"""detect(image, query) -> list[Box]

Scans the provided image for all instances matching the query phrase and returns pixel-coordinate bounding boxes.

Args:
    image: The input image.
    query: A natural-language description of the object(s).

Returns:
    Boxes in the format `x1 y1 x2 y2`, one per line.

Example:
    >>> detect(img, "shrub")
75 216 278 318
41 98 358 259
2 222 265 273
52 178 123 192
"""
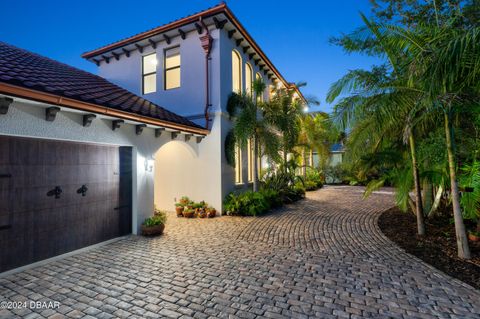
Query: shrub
143 211 167 226
261 169 305 203
305 168 323 190
259 189 283 208
224 191 270 216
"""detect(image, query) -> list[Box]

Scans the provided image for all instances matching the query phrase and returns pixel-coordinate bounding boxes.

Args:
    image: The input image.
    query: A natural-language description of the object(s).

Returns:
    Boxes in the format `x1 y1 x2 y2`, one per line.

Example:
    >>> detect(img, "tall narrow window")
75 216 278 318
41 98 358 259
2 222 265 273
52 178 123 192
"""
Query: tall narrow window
232 50 242 93
245 63 253 96
255 72 263 102
142 53 157 94
235 144 242 184
247 138 254 182
165 46 181 90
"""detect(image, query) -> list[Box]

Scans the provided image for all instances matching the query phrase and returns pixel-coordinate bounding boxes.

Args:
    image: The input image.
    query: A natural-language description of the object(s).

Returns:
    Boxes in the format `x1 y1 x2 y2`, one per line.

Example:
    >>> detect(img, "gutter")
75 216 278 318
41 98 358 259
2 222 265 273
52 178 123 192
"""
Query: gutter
0 82 209 136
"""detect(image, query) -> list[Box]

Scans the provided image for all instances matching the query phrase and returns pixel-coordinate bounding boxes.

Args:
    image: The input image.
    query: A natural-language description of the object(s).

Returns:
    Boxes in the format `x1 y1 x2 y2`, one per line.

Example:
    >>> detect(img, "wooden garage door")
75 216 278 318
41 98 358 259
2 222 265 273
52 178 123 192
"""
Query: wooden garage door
0 136 132 272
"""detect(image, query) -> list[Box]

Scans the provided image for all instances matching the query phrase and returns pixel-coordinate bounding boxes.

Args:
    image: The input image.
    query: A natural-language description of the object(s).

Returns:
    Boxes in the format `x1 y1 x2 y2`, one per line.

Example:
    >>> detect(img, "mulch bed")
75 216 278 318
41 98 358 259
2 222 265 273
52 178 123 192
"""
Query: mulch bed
378 207 480 290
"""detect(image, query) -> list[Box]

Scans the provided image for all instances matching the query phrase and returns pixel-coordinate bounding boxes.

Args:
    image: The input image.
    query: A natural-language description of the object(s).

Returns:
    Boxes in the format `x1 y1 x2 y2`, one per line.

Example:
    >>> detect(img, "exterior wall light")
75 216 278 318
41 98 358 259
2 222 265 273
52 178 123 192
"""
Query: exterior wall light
145 156 155 172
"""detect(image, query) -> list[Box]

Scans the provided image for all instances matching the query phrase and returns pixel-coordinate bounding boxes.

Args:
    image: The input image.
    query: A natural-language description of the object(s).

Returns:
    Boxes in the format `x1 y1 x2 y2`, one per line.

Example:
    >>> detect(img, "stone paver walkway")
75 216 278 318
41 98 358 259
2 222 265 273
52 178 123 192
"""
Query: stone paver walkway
1 186 479 319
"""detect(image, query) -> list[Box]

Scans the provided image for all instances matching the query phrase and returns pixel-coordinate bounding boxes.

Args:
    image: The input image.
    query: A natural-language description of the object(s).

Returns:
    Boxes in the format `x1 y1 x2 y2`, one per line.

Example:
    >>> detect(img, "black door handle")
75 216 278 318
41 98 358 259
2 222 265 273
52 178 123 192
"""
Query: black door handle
47 186 62 199
77 185 88 196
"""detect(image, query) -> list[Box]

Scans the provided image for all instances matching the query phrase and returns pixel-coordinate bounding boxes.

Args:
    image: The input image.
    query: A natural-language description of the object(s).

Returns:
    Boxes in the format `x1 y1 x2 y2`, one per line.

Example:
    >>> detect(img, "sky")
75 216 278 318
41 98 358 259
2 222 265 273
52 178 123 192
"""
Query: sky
0 0 381 113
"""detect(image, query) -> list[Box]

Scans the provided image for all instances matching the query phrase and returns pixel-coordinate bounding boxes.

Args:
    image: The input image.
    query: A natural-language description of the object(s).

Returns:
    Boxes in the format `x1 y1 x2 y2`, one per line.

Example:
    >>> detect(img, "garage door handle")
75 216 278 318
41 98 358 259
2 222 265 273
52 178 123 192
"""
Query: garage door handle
77 185 88 196
0 225 11 231
0 173 11 178
47 186 62 199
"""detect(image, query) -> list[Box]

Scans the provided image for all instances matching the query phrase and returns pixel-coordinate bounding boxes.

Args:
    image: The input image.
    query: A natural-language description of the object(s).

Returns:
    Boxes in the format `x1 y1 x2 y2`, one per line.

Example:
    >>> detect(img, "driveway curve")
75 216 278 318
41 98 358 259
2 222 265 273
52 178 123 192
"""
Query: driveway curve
1 186 479 319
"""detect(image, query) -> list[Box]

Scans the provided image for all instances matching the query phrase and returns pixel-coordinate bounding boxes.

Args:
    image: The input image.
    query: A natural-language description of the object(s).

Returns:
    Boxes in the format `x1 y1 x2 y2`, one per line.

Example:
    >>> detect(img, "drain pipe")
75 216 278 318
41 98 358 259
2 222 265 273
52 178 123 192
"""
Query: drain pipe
199 17 213 129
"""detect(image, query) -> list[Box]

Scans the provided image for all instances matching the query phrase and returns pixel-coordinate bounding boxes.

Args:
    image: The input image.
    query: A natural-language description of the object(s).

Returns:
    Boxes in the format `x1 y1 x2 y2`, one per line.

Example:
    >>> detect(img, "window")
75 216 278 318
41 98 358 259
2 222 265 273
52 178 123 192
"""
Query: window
165 46 181 90
142 53 157 94
235 144 242 184
245 63 253 96
247 138 254 182
232 50 242 93
255 72 263 102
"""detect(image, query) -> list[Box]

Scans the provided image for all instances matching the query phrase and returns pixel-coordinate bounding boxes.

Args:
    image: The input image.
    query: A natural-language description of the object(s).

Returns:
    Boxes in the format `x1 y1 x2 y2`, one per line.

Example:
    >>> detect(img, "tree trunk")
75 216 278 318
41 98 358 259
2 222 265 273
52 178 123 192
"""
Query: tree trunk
252 136 259 192
408 130 425 236
444 113 471 259
302 148 307 179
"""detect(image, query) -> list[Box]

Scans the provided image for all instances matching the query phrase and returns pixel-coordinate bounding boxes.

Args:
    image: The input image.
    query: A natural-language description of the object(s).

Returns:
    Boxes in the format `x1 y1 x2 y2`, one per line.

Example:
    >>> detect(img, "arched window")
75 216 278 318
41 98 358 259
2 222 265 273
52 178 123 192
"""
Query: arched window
232 50 242 93
245 63 253 96
255 72 263 102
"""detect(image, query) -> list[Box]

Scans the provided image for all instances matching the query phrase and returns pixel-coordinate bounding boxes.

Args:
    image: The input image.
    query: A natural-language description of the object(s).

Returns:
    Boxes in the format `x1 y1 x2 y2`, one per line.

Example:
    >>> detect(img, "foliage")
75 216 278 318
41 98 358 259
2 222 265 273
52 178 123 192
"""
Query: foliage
304 168 324 190
328 0 480 258
459 159 480 221
225 130 236 167
143 211 167 227
259 189 284 208
224 191 270 216
261 162 305 203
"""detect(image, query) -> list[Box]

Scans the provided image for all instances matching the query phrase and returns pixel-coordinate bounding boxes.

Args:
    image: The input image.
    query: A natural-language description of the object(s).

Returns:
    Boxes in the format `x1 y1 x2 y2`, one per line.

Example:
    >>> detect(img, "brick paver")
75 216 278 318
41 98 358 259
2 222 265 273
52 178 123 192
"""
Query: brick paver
1 186 479 318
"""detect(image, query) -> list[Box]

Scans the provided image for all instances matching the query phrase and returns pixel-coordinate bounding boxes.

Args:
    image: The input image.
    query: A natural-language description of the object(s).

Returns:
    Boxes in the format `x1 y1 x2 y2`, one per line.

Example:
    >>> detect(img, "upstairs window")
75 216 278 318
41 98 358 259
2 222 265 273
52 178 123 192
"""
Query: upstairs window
165 46 181 90
142 53 157 94
232 50 242 93
255 72 263 102
245 63 253 96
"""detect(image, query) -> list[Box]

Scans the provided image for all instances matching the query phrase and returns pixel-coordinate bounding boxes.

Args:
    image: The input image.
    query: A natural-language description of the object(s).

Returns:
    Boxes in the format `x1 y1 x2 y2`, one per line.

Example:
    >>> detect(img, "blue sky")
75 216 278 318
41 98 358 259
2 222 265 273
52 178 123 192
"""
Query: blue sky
0 0 380 112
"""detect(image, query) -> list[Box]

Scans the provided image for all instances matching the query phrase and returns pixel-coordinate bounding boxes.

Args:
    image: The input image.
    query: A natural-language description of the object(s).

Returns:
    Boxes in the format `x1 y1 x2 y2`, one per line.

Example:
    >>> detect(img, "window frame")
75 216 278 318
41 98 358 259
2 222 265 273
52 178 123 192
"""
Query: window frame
247 138 254 182
232 50 242 93
142 53 157 95
235 144 243 184
245 63 253 97
255 72 263 102
164 45 181 90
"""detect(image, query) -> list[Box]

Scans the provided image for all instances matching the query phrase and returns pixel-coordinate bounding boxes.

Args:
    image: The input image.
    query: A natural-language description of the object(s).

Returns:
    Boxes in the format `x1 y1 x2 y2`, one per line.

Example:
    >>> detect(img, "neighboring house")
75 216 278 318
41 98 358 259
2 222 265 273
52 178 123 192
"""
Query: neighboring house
0 3 304 272
312 143 346 168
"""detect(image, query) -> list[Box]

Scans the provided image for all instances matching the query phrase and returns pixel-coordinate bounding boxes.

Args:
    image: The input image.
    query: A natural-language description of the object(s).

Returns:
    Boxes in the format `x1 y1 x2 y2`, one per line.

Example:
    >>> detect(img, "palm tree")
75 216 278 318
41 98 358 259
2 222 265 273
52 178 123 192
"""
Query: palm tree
327 65 428 235
263 87 303 173
328 12 480 258
227 79 279 192
297 112 338 178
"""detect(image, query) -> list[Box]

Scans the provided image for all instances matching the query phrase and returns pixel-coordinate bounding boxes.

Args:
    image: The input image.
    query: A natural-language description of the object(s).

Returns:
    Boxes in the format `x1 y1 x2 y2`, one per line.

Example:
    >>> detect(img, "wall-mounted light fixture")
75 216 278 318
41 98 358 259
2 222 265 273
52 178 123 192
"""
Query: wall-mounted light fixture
144 156 155 172
0 97 13 115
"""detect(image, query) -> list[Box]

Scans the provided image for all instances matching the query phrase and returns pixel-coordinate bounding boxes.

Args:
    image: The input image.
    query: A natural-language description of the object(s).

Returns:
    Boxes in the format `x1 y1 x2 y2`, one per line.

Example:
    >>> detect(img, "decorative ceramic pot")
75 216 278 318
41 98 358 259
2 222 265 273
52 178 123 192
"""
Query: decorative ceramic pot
141 224 165 236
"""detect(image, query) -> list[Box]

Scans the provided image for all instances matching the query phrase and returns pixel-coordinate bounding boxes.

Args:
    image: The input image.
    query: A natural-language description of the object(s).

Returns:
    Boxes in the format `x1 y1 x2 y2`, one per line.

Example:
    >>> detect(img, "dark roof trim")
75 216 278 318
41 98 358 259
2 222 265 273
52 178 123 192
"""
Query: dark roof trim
81 3 306 103
0 82 209 135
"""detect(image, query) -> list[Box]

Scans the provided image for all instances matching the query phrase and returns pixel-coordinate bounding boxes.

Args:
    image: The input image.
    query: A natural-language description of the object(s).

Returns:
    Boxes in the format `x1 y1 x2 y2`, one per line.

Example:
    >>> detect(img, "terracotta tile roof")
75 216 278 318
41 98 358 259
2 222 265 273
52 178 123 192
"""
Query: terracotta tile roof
0 41 205 130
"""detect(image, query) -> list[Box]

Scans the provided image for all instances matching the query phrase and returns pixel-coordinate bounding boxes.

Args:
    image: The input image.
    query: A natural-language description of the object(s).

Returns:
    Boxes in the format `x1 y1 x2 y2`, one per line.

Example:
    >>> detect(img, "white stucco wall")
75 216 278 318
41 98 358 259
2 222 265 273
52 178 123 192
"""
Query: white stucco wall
93 24 279 207
0 97 211 234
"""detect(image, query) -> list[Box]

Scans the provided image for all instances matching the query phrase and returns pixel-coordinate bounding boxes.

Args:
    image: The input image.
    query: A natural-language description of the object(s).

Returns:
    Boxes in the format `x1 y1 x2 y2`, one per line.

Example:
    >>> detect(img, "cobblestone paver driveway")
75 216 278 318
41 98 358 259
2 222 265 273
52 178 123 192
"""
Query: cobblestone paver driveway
1 186 479 319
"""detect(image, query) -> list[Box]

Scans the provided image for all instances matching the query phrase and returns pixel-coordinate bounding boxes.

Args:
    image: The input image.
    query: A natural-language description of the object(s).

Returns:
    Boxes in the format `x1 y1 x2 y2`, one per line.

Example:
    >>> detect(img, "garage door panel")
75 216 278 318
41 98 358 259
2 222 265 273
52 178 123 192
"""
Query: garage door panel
0 136 132 273
0 136 10 164
10 138 41 165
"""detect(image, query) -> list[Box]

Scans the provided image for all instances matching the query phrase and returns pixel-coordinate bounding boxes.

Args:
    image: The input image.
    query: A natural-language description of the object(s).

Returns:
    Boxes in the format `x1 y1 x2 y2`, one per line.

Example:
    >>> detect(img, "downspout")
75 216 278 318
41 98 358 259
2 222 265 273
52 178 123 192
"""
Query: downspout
199 17 213 129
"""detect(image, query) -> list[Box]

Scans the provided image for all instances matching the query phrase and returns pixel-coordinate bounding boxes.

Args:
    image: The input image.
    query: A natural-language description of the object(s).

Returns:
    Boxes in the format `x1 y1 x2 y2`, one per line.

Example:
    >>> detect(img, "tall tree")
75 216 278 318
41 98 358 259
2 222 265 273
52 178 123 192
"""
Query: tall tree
227 79 279 192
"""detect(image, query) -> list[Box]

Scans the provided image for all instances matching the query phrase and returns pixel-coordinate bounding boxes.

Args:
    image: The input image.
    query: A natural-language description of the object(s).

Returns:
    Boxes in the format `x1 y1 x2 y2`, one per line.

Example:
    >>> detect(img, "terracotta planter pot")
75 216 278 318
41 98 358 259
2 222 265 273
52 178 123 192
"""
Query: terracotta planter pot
207 210 216 218
468 233 480 242
198 211 207 218
175 206 184 217
183 211 195 218
141 224 165 236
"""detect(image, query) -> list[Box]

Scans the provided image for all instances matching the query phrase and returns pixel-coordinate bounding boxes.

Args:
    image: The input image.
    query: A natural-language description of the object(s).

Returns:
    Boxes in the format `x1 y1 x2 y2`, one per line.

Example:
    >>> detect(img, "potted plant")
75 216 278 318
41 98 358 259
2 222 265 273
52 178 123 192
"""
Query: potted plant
468 231 480 242
192 203 203 217
175 203 184 217
141 211 167 236
183 208 195 218
206 206 216 218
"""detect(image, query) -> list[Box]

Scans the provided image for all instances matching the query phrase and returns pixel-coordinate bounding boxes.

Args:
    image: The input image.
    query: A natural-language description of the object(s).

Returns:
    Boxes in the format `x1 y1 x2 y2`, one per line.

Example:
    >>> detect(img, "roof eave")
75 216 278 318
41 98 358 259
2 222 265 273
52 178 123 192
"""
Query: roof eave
0 82 209 135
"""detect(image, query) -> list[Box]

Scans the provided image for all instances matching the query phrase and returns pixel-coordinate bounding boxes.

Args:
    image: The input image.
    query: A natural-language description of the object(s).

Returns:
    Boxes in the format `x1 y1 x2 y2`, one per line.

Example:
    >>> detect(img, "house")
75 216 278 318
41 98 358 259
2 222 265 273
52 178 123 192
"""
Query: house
0 3 304 272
